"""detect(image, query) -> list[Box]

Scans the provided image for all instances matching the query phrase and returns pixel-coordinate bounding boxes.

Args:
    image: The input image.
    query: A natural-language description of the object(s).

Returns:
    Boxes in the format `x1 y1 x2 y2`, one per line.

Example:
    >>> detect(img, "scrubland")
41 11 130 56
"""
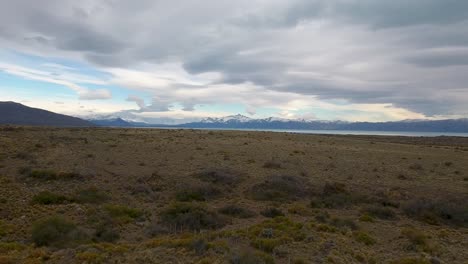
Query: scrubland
0 126 467 263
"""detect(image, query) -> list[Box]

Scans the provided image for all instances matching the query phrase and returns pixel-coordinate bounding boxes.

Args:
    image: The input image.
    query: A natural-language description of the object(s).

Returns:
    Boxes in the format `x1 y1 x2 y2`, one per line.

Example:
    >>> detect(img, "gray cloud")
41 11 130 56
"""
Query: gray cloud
1 0 468 117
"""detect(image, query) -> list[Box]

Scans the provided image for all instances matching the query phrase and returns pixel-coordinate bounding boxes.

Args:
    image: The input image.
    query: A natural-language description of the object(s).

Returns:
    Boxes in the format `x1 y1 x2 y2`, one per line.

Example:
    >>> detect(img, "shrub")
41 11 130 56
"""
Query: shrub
93 223 120 243
362 205 397 220
104 205 144 223
260 208 284 218
389 258 430 264
229 248 274 264
31 216 87 247
74 188 109 204
250 175 310 201
310 182 370 209
175 185 221 202
262 161 282 169
32 191 69 205
160 203 226 231
219 205 256 218
28 170 81 181
359 214 375 222
330 217 358 231
401 228 427 248
195 168 244 186
0 221 8 237
353 231 376 246
402 198 468 227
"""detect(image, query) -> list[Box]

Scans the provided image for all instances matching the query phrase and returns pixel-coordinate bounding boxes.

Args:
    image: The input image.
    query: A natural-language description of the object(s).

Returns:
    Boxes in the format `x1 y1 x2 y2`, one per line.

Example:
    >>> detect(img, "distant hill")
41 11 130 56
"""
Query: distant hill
90 118 152 127
0 101 94 127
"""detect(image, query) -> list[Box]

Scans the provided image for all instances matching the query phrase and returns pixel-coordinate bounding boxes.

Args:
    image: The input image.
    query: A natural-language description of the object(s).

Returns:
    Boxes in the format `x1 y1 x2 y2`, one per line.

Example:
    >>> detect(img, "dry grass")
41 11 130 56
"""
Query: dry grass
0 126 467 263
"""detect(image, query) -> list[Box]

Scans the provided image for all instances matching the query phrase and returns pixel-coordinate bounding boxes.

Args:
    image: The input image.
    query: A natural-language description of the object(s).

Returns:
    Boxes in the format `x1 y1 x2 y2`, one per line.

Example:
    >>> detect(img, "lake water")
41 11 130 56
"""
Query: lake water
149 127 468 137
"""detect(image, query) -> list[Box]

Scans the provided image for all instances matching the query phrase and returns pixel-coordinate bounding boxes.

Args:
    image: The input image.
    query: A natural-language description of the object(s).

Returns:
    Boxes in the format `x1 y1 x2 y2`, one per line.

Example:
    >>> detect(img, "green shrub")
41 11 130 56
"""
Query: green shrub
74 188 109 204
250 175 310 201
32 191 69 205
160 203 226 231
219 205 256 218
31 216 87 247
260 208 284 218
104 205 144 223
353 231 376 245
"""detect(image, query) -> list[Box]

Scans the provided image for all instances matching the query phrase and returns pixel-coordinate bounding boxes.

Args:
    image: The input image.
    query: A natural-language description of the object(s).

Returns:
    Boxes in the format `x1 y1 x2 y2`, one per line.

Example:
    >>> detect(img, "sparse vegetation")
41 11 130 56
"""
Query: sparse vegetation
353 231 376 245
250 175 310 201
104 204 144 223
175 185 221 201
219 205 255 218
260 208 284 218
402 197 468 227
74 187 109 204
195 168 244 186
160 203 226 231
32 191 69 204
28 170 81 180
31 216 87 247
362 205 397 220
1 127 467 263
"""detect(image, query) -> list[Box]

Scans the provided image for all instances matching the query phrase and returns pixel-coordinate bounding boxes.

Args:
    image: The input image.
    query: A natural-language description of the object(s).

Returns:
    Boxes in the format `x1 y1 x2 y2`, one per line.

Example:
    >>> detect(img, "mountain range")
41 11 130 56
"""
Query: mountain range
90 114 468 133
1 102 468 132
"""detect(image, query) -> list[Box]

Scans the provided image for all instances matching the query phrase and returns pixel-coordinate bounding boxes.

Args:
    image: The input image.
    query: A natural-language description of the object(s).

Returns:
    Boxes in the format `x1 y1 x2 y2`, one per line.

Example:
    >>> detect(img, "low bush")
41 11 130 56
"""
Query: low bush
160 203 226 231
250 175 310 201
362 205 397 220
93 223 120 243
353 231 376 246
195 168 244 186
74 188 109 204
175 185 221 202
389 257 431 264
262 161 282 169
310 182 369 209
104 205 144 223
219 205 256 218
28 170 81 181
32 191 69 205
229 248 274 264
260 208 284 218
401 228 428 249
330 217 358 231
402 197 468 227
31 216 87 247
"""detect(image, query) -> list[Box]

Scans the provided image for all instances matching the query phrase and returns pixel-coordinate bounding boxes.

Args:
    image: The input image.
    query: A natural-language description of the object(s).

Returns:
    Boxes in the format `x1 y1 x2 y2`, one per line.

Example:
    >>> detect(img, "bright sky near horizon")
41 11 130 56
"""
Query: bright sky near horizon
1 1 468 124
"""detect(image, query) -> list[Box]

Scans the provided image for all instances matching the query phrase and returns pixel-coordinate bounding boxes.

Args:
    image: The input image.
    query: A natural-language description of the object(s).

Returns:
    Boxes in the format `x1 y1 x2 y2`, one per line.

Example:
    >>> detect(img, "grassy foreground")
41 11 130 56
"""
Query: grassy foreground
0 126 467 263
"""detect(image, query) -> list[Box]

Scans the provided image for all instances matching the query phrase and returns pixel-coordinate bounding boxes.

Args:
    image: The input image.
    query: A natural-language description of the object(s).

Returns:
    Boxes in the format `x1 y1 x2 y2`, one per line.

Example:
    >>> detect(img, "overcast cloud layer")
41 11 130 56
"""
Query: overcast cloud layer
1 0 468 122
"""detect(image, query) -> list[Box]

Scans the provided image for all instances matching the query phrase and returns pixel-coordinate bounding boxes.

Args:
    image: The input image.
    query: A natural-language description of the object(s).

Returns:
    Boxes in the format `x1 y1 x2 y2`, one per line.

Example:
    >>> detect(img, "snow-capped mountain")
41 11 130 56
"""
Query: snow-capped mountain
201 114 252 123
85 113 468 132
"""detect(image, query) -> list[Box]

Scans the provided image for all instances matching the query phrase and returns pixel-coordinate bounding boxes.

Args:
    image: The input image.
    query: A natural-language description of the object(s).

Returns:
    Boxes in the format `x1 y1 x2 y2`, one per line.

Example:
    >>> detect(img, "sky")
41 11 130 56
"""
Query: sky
1 0 468 124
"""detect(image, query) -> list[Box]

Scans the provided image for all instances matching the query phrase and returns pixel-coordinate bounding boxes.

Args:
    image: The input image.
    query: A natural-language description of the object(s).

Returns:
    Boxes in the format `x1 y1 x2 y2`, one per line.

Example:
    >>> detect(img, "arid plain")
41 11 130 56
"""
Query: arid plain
0 127 467 264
